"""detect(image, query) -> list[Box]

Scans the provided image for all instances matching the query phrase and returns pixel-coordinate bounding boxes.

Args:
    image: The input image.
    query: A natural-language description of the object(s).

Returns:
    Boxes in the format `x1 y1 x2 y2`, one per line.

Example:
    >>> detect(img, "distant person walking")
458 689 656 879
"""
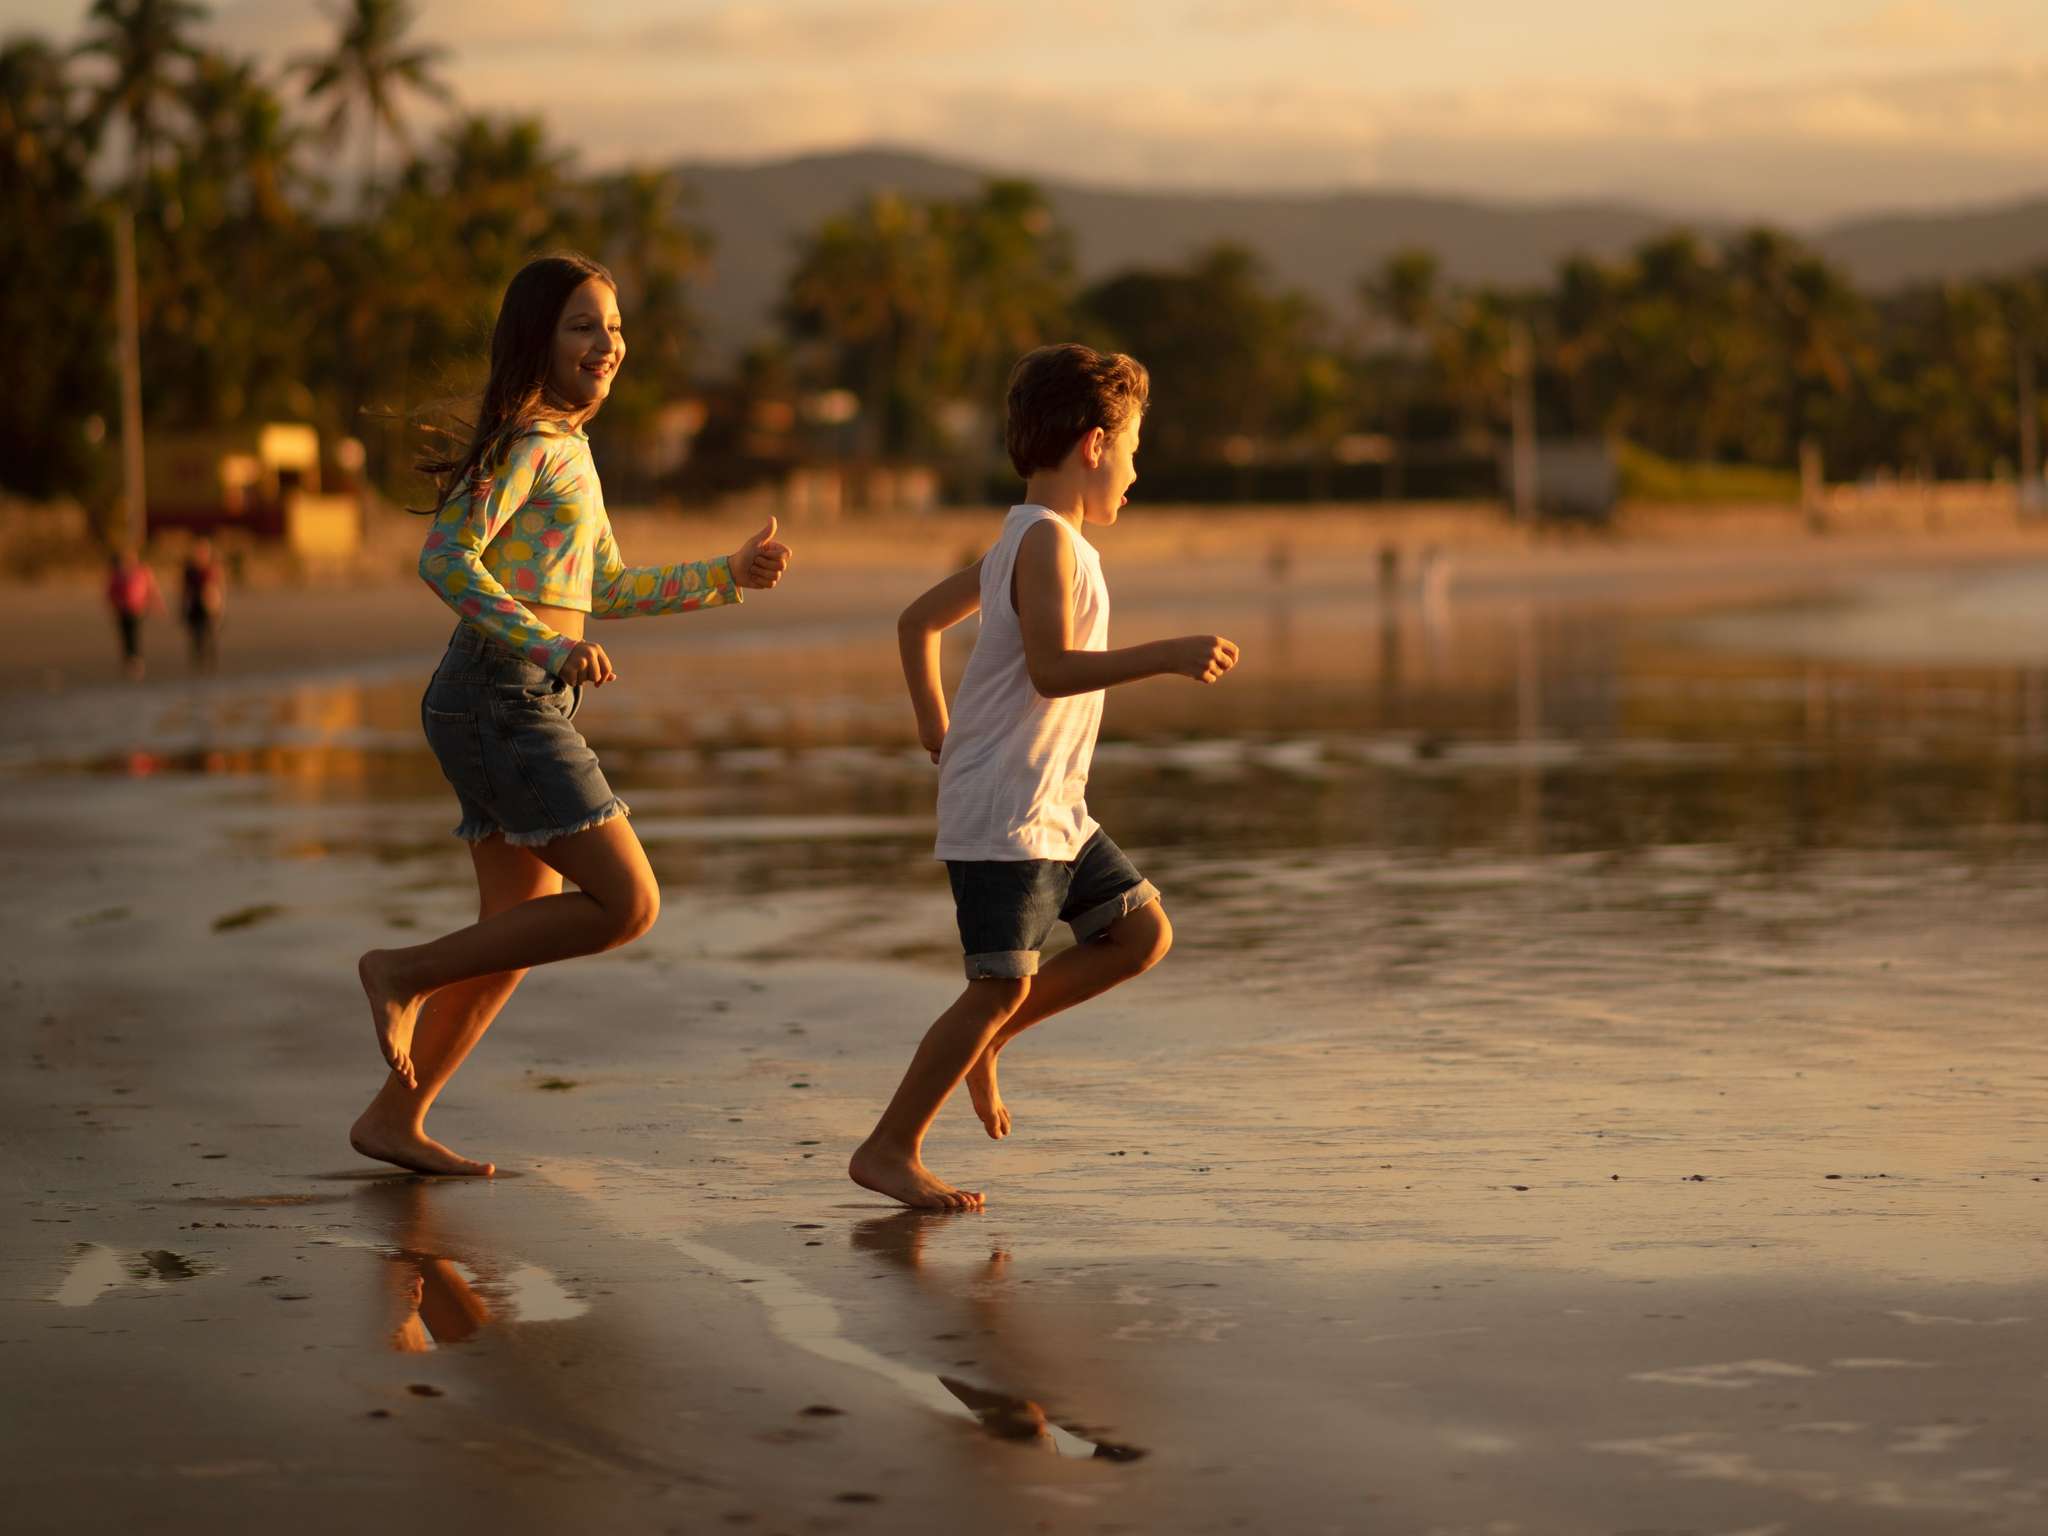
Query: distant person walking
105 547 163 681
850 344 1240 1211
181 537 226 671
350 252 792 1177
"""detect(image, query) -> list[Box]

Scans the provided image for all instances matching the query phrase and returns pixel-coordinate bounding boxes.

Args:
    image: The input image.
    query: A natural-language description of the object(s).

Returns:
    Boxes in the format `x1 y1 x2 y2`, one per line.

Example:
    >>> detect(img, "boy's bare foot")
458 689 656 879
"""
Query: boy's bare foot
350 1108 495 1177
964 1050 1012 1140
849 1141 984 1211
358 950 420 1088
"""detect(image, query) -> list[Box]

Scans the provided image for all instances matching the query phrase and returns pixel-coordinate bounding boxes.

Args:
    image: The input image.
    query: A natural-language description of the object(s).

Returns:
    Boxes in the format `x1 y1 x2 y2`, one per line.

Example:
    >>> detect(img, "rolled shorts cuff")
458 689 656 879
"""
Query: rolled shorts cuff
963 949 1039 981
1068 878 1160 942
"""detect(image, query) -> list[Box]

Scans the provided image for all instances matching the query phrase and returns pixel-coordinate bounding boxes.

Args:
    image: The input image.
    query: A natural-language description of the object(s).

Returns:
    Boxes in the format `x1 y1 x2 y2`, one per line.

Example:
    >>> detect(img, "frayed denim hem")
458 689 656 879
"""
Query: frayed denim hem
1070 878 1161 943
455 797 633 848
500 797 632 847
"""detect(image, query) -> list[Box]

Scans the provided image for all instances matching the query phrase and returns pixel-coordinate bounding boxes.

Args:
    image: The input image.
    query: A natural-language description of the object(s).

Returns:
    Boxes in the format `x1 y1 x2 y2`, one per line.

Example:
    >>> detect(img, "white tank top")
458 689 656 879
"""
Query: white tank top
934 505 1108 861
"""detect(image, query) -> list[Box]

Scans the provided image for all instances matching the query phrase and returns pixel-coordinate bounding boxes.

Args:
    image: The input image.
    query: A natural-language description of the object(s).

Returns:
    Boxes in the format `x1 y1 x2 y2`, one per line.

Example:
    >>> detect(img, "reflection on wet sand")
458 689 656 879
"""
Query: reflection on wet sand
853 1212 1145 1462
360 1178 586 1352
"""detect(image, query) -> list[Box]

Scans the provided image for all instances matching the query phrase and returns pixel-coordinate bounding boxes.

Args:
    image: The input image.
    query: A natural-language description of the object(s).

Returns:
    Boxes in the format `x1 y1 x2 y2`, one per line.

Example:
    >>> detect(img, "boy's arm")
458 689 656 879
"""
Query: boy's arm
1014 521 1238 697
899 560 984 761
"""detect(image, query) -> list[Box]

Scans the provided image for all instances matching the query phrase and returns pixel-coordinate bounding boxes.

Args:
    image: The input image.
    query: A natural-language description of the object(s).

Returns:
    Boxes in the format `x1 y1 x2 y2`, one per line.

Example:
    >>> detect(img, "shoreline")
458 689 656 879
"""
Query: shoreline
15 509 2048 696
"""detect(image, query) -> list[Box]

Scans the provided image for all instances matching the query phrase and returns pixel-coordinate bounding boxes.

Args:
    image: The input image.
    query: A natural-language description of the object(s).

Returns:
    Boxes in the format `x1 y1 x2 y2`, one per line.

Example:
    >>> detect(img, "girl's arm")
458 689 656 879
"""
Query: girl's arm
899 560 984 761
588 518 741 619
418 437 579 674
1014 521 1238 697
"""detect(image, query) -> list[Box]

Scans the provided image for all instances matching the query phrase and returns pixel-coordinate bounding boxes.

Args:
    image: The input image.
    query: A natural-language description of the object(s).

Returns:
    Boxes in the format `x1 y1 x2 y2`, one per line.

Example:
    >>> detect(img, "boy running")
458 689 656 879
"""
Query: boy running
850 344 1240 1211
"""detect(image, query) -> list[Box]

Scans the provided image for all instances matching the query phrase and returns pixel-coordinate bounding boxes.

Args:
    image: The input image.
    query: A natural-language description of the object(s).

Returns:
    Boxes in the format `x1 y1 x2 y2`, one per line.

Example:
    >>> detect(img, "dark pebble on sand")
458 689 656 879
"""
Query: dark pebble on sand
1509 1185 1529 1191
407 1384 444 1397
1826 1173 1843 1179
1685 1174 1707 1181
799 1405 844 1417
367 1409 391 1419
833 1493 880 1504
792 1223 823 1229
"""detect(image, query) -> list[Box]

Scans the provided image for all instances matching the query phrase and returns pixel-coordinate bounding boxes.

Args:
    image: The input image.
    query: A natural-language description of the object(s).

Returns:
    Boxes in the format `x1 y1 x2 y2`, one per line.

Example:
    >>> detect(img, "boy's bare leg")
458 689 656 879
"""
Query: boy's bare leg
351 835 564 1176
964 901 1172 1139
850 978 1030 1211
356 816 658 1087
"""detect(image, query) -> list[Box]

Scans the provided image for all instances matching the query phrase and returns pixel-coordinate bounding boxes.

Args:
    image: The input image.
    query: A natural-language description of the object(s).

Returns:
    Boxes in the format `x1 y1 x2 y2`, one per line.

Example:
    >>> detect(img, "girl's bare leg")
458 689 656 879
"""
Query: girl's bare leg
356 815 659 1087
963 901 1172 1140
350 835 563 1175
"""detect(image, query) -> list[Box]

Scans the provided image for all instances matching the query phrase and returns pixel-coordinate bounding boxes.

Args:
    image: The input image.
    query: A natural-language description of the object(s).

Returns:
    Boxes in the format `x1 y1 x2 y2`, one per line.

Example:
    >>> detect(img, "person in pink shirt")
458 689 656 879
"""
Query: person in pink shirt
105 547 163 681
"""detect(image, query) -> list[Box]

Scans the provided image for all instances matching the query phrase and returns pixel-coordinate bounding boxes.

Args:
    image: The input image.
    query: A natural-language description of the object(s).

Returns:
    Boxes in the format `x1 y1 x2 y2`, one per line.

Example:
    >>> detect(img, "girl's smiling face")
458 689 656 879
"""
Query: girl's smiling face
546 277 625 419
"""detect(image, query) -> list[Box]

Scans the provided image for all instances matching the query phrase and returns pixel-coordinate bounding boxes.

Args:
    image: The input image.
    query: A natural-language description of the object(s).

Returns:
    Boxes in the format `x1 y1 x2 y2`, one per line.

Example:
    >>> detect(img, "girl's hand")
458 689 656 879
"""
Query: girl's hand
919 719 947 764
558 639 616 687
1167 634 1240 684
731 516 793 590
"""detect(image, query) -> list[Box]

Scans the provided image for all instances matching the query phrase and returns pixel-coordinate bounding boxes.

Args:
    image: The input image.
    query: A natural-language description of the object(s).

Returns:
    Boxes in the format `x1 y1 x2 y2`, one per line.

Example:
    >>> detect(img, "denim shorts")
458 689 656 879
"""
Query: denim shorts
946 829 1160 980
420 623 629 847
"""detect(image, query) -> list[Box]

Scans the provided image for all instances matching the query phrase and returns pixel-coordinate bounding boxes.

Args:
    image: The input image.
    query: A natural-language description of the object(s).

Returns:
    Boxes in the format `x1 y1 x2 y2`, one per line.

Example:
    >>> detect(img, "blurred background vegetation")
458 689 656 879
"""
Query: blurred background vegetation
7 0 2047 535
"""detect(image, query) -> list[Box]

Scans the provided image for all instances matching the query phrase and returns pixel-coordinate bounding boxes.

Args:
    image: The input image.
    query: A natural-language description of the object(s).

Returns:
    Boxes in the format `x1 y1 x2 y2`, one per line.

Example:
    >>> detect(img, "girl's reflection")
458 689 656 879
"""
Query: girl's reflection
363 1177 497 1352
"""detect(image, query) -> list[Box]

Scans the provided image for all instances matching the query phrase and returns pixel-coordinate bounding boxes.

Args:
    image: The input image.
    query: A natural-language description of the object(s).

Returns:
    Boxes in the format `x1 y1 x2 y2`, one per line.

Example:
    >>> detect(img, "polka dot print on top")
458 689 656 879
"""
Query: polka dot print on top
419 419 738 674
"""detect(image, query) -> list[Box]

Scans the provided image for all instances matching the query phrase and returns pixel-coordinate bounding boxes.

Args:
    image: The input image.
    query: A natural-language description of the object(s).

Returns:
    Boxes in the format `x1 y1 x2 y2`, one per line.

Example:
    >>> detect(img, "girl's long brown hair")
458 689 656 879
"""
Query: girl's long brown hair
414 252 618 514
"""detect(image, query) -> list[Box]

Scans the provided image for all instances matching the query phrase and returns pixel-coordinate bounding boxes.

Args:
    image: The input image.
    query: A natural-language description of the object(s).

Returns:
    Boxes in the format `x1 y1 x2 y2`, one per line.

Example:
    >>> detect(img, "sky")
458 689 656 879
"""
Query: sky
14 0 2047 224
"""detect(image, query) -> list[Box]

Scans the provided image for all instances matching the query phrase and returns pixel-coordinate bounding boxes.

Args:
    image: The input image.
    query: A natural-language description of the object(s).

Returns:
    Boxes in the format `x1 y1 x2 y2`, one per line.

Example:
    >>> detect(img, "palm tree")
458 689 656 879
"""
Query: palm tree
76 0 207 196
786 193 950 458
76 0 208 548
182 53 308 225
294 0 448 198
1359 248 1443 498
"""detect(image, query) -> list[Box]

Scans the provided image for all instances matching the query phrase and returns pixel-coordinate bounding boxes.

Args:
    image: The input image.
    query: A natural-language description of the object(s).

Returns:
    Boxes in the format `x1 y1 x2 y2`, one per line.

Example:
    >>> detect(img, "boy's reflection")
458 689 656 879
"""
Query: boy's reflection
852 1211 1143 1461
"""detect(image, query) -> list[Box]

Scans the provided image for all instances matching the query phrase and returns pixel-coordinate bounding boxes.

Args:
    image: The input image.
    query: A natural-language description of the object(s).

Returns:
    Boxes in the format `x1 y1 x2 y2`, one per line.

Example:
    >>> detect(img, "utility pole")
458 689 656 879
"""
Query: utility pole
2021 342 2041 517
112 201 146 551
1507 317 1539 524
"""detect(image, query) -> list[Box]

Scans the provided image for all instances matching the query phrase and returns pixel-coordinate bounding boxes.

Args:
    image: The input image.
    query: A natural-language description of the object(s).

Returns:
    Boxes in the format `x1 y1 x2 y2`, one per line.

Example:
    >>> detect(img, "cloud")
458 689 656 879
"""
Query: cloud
1197 0 1418 31
1828 1 1985 52
526 58 2048 222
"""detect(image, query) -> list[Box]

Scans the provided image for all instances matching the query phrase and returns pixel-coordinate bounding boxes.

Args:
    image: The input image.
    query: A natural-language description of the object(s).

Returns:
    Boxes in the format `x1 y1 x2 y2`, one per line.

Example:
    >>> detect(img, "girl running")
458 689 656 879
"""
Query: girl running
351 252 791 1176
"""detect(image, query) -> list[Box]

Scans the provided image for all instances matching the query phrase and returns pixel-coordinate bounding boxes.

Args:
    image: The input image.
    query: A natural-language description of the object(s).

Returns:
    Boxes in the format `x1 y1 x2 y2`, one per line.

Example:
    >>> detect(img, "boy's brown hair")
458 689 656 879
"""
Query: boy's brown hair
1004 344 1149 478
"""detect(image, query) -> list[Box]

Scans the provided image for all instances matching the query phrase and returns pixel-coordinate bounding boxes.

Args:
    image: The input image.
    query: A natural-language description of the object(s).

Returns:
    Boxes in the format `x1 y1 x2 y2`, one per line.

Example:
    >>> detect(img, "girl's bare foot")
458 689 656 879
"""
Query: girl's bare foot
848 1140 984 1211
357 950 420 1088
350 1108 494 1177
964 1050 1012 1140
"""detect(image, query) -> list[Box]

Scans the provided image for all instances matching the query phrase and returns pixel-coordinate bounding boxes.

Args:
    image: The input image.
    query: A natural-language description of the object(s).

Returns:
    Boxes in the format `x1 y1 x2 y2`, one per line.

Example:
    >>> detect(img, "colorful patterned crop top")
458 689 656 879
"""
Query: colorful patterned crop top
418 419 738 675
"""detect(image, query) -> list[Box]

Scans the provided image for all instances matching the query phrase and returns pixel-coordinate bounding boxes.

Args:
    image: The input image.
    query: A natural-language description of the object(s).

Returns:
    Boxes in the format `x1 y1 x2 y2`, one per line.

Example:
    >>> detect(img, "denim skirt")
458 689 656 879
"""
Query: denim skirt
420 623 629 846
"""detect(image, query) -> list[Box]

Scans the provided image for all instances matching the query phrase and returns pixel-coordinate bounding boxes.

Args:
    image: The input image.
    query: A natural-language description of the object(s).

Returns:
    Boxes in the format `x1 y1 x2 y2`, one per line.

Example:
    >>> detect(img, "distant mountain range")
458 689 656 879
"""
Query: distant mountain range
673 147 2048 360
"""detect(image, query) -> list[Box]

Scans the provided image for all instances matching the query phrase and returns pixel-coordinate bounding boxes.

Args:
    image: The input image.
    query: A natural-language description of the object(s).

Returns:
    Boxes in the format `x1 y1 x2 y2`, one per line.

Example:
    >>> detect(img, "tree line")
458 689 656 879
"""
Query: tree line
7 0 2045 525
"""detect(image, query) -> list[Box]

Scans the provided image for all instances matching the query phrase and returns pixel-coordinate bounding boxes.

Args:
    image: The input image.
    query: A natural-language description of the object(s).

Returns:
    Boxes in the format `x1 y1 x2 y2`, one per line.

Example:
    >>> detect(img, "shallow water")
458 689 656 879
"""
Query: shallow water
9 559 2048 1533
29 563 2048 911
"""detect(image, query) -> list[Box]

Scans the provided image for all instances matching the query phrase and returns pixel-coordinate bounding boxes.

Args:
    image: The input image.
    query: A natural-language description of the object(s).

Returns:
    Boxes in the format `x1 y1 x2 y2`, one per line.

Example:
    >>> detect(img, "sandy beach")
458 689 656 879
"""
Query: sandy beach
5 516 2047 1533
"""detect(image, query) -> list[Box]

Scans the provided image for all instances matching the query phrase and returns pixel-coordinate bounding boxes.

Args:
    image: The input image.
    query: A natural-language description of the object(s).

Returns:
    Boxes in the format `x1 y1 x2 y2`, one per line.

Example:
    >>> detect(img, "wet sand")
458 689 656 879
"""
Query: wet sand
4 529 2047 1533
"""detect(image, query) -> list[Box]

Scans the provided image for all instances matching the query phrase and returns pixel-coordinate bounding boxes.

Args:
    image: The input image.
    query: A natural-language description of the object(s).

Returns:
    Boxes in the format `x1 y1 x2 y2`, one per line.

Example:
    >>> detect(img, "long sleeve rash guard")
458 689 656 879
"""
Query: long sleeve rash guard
419 419 738 674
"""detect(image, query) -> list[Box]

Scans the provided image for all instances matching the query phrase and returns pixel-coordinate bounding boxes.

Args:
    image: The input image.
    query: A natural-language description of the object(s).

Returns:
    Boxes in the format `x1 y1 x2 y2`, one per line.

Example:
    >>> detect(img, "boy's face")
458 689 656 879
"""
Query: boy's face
1082 415 1141 526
